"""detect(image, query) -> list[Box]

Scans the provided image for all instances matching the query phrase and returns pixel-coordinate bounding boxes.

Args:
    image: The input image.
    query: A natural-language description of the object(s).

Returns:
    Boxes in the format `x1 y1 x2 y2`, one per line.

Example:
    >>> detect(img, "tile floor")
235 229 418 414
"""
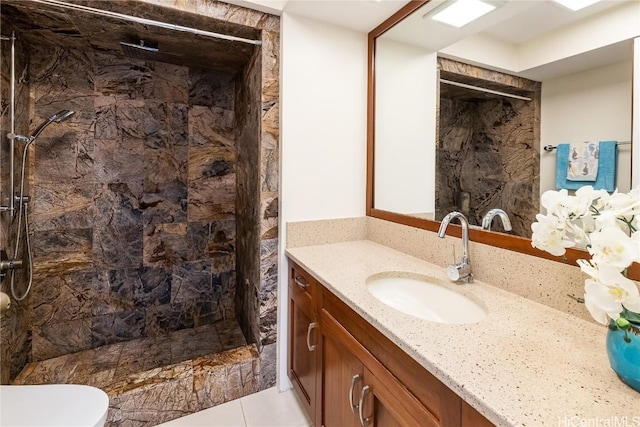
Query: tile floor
158 386 313 427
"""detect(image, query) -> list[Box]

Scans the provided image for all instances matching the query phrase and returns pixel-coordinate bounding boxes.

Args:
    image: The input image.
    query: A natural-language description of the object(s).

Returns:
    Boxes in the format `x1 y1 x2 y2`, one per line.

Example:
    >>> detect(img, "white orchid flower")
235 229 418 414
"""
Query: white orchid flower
584 290 612 325
533 187 640 325
584 280 632 322
577 259 598 278
531 214 574 256
541 189 568 215
606 191 640 214
567 221 591 248
594 210 621 231
572 186 599 217
591 262 637 288
588 226 640 270
577 261 640 309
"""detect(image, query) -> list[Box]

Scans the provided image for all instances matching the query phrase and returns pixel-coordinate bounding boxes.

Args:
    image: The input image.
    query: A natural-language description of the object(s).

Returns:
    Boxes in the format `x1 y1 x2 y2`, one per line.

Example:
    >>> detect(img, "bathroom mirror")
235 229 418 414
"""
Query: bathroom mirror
367 0 639 277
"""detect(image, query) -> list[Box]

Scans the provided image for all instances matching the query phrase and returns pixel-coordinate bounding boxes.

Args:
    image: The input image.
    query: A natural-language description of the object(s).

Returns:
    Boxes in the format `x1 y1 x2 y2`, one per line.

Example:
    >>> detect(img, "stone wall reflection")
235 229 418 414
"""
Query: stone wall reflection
436 58 540 238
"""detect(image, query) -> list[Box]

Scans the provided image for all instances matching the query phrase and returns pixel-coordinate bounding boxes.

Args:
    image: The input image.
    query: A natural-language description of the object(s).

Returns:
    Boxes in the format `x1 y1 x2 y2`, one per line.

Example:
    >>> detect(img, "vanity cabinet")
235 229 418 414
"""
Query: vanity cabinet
320 303 439 427
288 261 494 427
288 263 319 420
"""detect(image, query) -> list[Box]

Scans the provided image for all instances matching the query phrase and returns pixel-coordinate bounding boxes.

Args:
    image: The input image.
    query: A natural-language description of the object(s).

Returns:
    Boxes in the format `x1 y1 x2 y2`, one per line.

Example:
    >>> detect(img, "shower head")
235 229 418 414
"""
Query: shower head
51 110 75 123
30 110 75 139
120 40 159 60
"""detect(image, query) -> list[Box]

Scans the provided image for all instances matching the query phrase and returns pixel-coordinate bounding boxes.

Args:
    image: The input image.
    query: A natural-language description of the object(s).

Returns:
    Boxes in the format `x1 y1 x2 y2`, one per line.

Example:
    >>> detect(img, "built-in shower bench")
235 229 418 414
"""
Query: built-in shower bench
13 320 260 426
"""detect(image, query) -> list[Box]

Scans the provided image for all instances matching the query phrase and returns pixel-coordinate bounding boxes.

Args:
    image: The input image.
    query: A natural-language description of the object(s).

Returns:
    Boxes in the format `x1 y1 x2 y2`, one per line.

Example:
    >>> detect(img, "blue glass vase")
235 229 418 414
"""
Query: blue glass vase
606 320 640 392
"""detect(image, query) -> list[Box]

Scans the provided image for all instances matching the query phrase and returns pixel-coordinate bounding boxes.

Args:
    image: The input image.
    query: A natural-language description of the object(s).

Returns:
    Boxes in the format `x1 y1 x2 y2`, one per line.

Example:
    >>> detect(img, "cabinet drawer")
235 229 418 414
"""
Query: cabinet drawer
290 263 316 301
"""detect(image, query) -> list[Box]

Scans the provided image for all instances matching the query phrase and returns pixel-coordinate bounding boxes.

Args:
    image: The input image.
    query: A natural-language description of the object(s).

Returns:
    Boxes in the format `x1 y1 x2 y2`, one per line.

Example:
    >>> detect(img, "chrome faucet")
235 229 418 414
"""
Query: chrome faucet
481 208 513 232
438 211 473 283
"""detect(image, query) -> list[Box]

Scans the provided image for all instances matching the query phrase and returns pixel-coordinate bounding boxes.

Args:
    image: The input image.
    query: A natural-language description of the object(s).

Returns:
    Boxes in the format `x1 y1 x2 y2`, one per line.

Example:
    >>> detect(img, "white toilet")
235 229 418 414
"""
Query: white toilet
0 384 109 427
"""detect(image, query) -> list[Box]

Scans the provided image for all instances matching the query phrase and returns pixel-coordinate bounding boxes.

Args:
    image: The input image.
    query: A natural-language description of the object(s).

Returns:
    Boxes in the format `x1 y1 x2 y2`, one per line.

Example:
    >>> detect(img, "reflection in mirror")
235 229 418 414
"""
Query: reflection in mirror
373 0 637 238
435 57 540 237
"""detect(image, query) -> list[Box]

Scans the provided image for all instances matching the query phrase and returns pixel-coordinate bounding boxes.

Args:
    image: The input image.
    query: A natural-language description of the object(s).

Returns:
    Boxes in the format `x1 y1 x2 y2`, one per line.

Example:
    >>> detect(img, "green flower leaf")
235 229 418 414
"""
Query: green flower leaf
621 308 640 325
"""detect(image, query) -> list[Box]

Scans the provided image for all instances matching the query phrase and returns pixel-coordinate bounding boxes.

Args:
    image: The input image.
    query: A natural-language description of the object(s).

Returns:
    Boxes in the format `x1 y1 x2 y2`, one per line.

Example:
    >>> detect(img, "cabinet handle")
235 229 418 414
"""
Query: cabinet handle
306 322 317 351
294 275 309 290
349 374 361 413
358 385 371 426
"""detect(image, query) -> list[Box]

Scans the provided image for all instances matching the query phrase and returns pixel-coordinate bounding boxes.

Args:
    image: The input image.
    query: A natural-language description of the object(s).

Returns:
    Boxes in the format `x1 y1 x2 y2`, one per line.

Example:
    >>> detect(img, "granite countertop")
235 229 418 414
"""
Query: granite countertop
286 240 640 427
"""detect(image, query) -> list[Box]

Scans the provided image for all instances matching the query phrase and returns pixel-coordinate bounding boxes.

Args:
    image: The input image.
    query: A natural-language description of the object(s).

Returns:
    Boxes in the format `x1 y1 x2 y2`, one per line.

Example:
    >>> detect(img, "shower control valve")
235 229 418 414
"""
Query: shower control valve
14 194 30 205
0 250 23 273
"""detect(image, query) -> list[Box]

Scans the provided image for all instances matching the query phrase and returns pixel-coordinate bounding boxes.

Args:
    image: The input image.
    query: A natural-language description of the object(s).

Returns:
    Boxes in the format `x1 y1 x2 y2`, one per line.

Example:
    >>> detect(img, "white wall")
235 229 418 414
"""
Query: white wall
540 60 633 196
278 12 368 388
440 33 519 73
374 38 437 216
634 38 640 189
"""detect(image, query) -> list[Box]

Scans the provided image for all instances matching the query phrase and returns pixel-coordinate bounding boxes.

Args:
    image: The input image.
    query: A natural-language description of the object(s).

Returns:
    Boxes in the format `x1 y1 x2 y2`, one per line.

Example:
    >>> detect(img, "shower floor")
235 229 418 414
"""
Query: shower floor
13 319 261 426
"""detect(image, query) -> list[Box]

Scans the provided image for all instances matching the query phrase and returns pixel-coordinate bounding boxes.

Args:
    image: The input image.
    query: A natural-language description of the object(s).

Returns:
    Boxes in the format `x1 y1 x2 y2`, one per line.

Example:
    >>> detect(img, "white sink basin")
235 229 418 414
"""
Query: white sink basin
366 273 487 324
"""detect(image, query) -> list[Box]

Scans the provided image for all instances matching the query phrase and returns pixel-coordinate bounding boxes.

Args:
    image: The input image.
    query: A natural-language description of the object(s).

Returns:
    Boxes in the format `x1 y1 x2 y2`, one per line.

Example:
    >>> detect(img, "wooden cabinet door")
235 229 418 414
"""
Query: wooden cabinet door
359 367 437 427
320 293 441 427
320 327 363 427
462 402 495 427
288 279 318 418
320 306 439 427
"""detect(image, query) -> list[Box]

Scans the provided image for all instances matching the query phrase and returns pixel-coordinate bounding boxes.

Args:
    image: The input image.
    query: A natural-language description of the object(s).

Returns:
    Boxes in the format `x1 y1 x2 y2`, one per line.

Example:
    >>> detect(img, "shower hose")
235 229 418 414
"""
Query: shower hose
10 143 34 301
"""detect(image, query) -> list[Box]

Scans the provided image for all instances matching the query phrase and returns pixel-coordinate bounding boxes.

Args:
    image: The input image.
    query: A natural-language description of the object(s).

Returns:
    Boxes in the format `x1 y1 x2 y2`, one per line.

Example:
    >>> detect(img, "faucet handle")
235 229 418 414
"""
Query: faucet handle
446 262 472 282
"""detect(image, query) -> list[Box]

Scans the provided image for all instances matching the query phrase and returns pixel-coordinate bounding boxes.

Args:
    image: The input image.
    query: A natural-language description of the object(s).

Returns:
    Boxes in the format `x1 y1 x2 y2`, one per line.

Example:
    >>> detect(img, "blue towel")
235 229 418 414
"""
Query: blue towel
555 141 617 192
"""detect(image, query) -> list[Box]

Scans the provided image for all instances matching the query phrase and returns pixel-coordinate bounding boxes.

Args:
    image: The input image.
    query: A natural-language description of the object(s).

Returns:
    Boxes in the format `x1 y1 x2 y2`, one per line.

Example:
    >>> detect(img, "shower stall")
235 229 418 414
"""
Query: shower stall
0 1 279 425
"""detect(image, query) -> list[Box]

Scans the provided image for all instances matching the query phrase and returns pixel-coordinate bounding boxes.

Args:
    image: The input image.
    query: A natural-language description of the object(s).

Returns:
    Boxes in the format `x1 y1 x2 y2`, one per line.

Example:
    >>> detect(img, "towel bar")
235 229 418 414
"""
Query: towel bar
544 141 631 152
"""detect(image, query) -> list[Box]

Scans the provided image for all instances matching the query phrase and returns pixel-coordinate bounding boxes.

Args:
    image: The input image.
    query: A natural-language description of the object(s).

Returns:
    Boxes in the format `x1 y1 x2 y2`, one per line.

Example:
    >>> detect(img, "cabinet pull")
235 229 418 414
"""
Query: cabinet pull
294 275 309 290
348 374 361 413
306 322 317 351
358 385 371 426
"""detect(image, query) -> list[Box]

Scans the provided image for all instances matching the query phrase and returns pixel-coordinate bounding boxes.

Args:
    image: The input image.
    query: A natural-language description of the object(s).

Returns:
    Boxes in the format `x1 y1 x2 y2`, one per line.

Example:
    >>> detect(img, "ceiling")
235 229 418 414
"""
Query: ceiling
381 0 635 80
227 0 412 32
2 0 633 77
383 0 629 51
282 0 411 32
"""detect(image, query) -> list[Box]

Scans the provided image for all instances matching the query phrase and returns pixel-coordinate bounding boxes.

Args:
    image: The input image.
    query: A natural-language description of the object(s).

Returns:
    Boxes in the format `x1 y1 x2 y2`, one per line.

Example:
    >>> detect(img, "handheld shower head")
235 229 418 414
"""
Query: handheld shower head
30 110 75 139
51 110 75 123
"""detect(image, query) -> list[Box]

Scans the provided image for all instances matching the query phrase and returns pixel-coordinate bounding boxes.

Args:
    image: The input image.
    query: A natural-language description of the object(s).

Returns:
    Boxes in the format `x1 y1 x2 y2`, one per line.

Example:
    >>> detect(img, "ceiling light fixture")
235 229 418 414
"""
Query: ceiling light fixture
552 0 601 11
429 0 496 28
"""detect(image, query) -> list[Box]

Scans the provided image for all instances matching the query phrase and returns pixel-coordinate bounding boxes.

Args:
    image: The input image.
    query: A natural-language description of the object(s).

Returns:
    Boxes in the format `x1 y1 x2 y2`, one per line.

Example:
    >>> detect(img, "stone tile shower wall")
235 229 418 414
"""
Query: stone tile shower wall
0 1 280 391
27 46 239 361
436 58 541 237
0 32 31 384
235 22 279 390
143 0 280 390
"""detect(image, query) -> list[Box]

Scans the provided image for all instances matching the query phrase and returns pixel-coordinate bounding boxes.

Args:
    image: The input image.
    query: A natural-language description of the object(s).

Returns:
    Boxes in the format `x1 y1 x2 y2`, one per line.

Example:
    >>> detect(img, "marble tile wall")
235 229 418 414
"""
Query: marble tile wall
436 58 541 238
235 47 262 352
0 30 31 384
27 45 240 362
229 6 279 390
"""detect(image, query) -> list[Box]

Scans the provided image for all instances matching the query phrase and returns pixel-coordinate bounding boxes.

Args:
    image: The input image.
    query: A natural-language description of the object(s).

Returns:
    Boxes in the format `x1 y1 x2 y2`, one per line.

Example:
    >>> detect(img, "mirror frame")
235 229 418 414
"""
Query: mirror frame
366 0 640 280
